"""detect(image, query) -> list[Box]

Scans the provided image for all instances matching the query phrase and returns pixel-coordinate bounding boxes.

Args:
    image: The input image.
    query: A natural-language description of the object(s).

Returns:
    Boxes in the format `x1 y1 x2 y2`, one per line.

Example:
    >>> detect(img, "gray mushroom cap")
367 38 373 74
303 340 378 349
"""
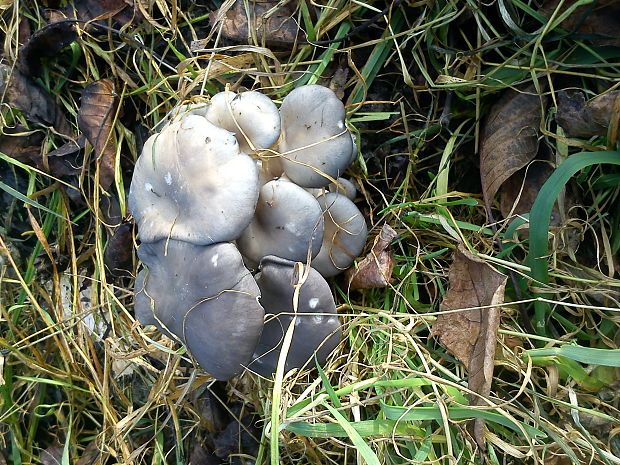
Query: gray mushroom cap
278 85 353 188
128 114 259 245
312 192 368 277
248 255 342 377
237 179 324 267
135 239 264 380
328 178 357 200
206 90 281 154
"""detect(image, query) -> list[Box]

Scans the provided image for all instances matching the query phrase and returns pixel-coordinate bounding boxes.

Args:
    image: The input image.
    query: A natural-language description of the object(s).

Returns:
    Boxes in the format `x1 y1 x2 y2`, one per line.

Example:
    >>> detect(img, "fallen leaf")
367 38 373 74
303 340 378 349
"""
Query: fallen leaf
212 0 305 48
539 0 620 47
499 159 562 226
40 443 64 465
47 0 144 28
346 223 398 290
189 444 220 465
556 90 620 138
0 64 72 135
18 20 77 77
213 411 260 460
480 87 544 204
75 440 99 465
78 79 117 190
0 126 44 164
431 246 507 450
104 219 134 278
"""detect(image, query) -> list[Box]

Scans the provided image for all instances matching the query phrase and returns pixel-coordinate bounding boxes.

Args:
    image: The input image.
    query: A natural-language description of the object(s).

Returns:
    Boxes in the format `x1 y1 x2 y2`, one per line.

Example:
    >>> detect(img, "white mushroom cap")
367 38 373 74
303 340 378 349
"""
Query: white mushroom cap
312 192 368 277
329 177 357 200
237 179 324 267
278 85 354 188
128 114 259 245
206 90 281 154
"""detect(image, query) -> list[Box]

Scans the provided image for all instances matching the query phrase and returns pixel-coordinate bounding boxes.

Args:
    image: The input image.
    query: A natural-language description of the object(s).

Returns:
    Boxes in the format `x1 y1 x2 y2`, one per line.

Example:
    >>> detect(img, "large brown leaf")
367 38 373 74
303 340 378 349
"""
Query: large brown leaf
431 246 507 450
78 79 117 190
212 0 305 48
18 21 77 77
0 64 71 135
556 90 620 138
480 88 543 204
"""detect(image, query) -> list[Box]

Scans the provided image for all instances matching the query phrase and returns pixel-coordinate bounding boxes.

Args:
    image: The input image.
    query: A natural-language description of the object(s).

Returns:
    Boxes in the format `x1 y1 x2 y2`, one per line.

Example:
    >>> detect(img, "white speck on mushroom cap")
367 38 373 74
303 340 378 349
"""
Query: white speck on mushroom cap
237 179 324 267
308 298 319 309
128 114 260 245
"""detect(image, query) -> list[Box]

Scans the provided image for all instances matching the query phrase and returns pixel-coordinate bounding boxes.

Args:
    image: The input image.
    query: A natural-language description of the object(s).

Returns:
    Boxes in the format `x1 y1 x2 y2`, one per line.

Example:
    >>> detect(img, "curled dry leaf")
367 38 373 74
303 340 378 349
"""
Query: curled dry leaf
431 246 507 450
212 0 305 48
480 87 543 205
104 219 134 278
499 158 563 228
0 64 72 135
18 21 77 77
78 79 117 190
346 223 398 290
556 90 620 138
539 0 620 47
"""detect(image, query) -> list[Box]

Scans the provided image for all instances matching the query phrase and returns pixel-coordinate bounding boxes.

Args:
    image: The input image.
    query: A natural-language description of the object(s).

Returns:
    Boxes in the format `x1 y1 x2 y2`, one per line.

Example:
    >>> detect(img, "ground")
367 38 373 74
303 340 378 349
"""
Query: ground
0 1 619 464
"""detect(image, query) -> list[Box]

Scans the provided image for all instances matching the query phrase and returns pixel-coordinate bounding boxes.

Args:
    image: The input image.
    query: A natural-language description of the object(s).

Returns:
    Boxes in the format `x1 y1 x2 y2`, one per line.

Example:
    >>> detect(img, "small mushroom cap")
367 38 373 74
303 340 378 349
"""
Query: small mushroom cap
278 85 353 188
135 239 264 380
312 192 368 277
206 90 281 154
128 114 259 245
237 179 324 267
248 256 342 377
328 177 356 200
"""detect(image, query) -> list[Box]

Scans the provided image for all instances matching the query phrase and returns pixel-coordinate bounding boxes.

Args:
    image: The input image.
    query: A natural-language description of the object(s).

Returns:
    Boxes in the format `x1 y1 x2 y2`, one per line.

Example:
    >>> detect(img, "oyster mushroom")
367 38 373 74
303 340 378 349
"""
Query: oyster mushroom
248 255 342 377
312 192 368 277
135 239 264 380
128 114 259 245
278 85 354 188
237 179 324 267
206 89 281 154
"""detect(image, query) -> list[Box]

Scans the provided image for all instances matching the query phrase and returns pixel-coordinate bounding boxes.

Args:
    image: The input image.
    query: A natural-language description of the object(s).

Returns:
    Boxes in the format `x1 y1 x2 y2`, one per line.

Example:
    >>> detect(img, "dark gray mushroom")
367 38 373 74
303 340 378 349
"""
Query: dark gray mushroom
135 239 264 380
236 179 324 267
248 255 342 377
128 114 259 245
278 85 353 188
312 192 368 277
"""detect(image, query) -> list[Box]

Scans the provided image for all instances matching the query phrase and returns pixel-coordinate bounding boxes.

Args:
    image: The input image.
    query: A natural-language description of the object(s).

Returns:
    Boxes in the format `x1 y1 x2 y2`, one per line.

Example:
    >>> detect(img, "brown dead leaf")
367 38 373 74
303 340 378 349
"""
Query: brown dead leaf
78 79 117 190
431 246 507 450
75 440 99 465
212 0 305 48
346 224 398 290
40 443 64 465
18 21 77 77
480 87 544 204
556 90 620 138
499 159 562 227
104 219 134 278
539 0 620 47
0 64 72 135
47 0 144 28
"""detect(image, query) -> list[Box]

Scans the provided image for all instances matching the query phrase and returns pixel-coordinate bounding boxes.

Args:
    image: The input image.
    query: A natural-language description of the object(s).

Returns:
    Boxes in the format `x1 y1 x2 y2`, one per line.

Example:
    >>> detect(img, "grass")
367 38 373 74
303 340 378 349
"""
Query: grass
1 0 620 464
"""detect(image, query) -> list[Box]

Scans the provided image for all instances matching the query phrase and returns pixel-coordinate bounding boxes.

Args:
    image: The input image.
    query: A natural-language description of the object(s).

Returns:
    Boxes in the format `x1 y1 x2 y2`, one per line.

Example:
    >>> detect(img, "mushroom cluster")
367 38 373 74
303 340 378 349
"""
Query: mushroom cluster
129 85 367 380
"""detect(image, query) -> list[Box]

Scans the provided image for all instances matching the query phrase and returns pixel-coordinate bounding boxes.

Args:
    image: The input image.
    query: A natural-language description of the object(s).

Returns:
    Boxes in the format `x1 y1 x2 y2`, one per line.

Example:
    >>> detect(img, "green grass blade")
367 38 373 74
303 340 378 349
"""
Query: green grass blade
322 402 381 465
0 180 68 221
285 419 424 438
380 404 546 438
525 150 620 335
526 346 620 367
